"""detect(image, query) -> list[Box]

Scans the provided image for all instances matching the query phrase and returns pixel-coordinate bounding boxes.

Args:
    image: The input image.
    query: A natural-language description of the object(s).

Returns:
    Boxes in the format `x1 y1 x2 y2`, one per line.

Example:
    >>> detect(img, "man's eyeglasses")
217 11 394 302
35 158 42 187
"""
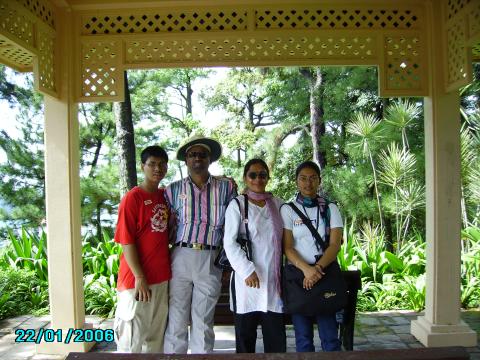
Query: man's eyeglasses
187 151 209 159
247 171 268 180
146 161 167 169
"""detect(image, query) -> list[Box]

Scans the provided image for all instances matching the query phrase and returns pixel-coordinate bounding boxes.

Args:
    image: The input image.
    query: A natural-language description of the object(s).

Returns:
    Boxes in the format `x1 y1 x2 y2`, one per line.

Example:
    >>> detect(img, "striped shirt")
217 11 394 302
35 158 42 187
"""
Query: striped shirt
165 175 237 247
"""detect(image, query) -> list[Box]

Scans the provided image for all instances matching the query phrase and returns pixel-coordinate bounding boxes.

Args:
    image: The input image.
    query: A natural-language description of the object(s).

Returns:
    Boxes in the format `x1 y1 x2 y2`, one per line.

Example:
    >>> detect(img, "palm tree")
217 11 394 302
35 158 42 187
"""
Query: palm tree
347 112 385 229
384 99 421 151
378 142 417 253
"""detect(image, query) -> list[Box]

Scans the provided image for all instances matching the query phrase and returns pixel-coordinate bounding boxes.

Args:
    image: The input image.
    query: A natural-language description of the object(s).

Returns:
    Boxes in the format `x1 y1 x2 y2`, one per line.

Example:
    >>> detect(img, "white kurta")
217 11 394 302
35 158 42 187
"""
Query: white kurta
223 195 284 314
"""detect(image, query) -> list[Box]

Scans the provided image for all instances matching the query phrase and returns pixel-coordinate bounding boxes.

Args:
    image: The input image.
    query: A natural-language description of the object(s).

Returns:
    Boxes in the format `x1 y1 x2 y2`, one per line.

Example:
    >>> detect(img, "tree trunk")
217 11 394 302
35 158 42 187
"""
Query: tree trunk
268 125 304 173
237 148 241 168
96 202 102 240
384 216 394 253
114 71 137 197
301 68 327 169
185 75 193 116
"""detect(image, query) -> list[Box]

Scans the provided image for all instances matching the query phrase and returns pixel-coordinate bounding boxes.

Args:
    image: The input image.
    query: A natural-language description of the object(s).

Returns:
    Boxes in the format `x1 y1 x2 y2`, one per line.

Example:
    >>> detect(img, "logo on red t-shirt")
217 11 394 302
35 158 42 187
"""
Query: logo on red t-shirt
151 203 168 232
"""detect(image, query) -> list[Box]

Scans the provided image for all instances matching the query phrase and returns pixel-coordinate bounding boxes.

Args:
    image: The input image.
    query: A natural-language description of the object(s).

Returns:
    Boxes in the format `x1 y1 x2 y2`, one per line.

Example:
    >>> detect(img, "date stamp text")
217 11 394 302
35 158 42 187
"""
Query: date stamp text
15 328 114 344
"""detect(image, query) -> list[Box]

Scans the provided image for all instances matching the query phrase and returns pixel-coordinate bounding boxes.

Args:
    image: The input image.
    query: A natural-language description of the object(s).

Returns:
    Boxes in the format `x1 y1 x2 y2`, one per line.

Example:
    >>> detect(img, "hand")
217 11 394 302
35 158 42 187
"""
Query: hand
302 265 323 290
314 263 325 276
134 276 151 302
245 271 260 288
303 277 318 290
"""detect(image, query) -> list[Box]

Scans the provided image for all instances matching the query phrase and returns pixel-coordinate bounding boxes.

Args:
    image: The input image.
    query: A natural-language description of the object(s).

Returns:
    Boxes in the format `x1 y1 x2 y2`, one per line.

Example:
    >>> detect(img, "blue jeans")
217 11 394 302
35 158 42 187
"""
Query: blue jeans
291 313 341 352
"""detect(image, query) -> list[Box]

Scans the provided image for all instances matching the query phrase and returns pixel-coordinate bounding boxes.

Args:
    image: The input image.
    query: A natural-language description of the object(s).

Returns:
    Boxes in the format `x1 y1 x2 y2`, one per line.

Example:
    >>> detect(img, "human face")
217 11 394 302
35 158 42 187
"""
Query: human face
141 156 168 185
297 167 321 198
244 163 269 194
185 145 210 174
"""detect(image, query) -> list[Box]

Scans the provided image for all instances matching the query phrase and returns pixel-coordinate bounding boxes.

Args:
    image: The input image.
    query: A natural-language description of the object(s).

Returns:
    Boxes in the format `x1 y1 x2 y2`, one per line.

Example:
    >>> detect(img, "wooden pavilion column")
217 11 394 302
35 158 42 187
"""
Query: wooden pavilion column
410 0 476 347
36 5 94 355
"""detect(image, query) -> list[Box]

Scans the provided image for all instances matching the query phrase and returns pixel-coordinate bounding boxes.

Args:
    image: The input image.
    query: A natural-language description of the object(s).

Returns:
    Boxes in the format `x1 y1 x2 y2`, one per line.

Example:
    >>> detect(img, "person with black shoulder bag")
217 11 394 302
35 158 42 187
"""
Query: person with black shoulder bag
223 159 286 353
280 161 346 352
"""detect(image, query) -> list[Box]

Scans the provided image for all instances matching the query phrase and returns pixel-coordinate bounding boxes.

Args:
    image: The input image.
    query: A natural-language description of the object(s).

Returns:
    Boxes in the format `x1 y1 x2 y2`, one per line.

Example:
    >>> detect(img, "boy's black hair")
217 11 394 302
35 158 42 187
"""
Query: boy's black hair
140 146 168 164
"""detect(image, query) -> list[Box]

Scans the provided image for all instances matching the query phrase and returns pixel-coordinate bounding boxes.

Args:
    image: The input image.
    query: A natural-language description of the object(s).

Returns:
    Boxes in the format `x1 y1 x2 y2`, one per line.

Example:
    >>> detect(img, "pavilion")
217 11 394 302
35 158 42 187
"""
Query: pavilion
0 0 479 355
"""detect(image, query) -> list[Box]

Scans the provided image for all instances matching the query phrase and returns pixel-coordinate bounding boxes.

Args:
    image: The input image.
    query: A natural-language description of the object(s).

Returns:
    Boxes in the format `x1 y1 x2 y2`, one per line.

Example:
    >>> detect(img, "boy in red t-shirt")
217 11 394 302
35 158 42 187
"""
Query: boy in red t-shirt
113 145 171 353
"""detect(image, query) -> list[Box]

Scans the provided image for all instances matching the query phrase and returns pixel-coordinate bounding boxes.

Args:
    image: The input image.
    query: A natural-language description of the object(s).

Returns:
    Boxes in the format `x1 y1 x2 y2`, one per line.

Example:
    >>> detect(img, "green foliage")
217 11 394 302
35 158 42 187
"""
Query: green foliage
461 227 480 308
84 275 117 318
82 231 121 279
82 231 121 318
339 220 429 312
0 228 121 318
1 228 48 281
0 268 48 320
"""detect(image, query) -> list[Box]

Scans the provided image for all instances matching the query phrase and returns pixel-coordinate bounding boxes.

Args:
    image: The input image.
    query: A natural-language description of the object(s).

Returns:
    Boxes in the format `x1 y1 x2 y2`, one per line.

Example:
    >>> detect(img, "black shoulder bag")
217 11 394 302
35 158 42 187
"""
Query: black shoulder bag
282 201 347 316
214 195 252 271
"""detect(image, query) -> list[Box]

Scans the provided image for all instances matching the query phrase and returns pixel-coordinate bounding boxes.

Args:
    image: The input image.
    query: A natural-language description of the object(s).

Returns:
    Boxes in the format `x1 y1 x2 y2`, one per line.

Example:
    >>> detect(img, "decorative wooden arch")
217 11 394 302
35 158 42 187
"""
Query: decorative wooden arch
0 0 479 355
1 0 479 100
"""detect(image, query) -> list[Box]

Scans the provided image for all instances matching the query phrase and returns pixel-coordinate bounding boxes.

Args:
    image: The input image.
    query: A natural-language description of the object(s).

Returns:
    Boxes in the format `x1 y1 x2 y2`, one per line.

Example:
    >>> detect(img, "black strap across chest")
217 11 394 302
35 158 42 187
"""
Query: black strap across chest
286 202 328 252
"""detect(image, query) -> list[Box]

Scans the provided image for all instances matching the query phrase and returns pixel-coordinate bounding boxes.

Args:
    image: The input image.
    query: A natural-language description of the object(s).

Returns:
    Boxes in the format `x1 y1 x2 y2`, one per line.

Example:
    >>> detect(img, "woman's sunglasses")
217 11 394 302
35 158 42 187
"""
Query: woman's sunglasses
247 171 268 180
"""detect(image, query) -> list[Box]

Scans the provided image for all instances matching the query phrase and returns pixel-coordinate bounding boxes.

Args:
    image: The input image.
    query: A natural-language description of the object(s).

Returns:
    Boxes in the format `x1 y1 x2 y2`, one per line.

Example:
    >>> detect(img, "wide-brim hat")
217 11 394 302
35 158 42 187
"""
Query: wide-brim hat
176 135 222 162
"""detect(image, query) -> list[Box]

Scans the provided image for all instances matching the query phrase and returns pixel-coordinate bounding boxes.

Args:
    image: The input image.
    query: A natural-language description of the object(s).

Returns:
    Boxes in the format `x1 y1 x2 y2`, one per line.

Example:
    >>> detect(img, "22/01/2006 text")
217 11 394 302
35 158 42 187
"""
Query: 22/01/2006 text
15 328 114 344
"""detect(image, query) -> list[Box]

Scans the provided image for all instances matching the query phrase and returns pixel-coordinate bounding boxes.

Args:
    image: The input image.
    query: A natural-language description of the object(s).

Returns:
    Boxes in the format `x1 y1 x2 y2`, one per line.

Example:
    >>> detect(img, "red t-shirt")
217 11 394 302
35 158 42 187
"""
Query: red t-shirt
114 186 171 291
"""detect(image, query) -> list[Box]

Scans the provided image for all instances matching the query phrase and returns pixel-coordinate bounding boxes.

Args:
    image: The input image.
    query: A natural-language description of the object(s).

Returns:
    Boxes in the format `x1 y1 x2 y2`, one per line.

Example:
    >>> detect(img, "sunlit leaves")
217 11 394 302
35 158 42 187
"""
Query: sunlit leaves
378 143 416 188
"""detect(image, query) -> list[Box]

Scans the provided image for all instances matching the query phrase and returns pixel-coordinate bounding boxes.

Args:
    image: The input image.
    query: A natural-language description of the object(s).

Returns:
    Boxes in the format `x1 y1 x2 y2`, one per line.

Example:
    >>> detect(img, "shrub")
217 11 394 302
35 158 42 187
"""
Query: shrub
0 268 49 320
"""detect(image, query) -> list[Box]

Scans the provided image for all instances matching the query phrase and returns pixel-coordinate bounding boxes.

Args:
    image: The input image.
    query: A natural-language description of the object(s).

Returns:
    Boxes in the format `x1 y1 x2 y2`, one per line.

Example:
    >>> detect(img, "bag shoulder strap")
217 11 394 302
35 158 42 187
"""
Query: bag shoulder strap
233 195 251 242
287 202 327 251
243 194 251 242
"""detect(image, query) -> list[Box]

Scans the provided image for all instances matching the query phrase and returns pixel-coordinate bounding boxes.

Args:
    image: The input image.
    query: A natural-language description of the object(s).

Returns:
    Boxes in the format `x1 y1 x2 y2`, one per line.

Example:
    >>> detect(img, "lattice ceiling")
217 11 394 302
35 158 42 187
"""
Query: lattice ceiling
0 0 479 101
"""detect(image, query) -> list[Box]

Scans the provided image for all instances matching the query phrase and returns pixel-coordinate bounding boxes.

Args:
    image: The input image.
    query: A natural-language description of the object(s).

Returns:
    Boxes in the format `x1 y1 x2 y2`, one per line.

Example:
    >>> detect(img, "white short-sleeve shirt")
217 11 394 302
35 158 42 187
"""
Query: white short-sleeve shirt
281 200 343 264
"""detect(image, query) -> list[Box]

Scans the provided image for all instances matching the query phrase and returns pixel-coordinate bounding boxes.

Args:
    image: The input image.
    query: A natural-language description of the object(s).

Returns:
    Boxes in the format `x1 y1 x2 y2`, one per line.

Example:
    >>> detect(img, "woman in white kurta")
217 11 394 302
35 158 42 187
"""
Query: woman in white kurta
223 158 286 353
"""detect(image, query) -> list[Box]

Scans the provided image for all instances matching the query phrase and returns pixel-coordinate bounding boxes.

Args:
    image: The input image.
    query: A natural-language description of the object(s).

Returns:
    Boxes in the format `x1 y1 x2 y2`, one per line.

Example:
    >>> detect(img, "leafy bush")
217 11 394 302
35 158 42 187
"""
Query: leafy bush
461 227 480 308
82 231 120 318
1 228 48 281
0 268 49 320
84 275 117 318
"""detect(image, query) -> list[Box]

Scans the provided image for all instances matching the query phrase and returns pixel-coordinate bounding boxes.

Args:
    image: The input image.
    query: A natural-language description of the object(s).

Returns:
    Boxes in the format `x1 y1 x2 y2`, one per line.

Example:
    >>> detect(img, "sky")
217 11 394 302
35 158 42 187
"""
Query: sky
0 66 298 176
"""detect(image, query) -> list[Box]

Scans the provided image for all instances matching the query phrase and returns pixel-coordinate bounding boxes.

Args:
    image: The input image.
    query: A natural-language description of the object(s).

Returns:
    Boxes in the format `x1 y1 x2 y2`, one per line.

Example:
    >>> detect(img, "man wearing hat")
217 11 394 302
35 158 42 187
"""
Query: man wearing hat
163 135 237 354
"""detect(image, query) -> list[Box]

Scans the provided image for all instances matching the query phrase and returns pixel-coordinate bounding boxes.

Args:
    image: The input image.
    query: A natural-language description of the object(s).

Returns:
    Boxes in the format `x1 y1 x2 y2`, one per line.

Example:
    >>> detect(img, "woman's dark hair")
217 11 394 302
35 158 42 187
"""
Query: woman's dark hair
140 145 169 164
295 161 320 179
243 158 270 178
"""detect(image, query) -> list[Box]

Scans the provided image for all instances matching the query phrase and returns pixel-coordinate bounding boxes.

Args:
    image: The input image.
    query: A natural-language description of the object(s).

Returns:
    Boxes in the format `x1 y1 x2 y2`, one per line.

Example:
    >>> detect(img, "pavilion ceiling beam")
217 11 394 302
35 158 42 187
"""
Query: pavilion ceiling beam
73 1 430 102
0 0 59 97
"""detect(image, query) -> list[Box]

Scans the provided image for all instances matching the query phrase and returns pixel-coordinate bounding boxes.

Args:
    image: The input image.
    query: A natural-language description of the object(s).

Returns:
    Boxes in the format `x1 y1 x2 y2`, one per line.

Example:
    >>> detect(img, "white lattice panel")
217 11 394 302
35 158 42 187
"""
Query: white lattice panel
383 34 423 94
80 40 122 101
16 0 55 29
0 36 33 71
473 42 480 58
256 7 421 30
446 18 469 89
123 33 377 65
447 0 472 20
0 0 35 46
80 10 247 35
35 28 56 95
466 1 480 39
